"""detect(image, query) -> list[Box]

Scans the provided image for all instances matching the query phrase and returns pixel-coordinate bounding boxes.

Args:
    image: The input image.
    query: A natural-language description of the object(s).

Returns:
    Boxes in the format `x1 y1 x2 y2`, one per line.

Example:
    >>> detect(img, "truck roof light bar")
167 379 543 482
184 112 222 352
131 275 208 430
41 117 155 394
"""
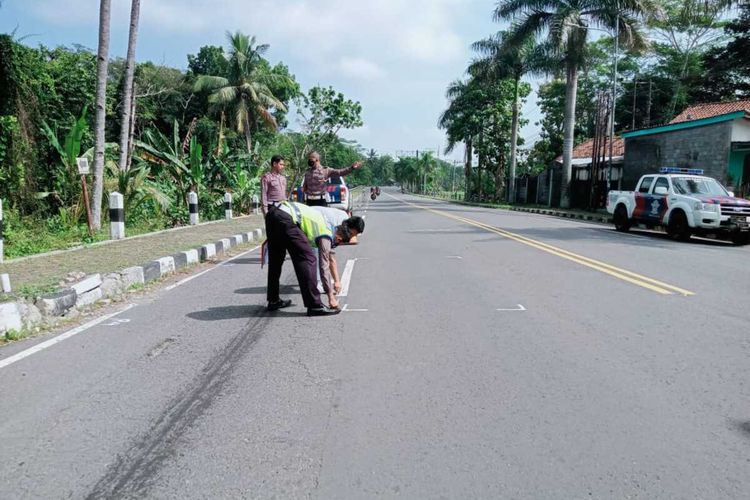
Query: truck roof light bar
659 167 704 175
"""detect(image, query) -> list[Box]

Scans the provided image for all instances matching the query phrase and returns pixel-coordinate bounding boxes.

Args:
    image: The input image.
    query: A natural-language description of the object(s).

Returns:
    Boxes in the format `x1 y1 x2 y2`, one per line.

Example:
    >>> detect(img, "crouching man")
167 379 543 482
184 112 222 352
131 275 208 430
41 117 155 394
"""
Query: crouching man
265 201 361 316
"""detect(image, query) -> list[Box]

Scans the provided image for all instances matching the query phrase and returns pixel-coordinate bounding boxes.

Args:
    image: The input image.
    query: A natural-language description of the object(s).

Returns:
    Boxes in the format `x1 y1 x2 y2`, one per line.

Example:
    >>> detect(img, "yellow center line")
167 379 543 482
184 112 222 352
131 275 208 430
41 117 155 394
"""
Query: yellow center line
390 194 695 297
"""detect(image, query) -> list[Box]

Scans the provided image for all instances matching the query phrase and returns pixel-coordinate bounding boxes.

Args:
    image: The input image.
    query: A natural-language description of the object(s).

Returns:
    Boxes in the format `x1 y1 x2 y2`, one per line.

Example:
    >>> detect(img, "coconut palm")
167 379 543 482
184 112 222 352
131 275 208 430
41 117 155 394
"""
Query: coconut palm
91 0 111 229
494 0 660 207
470 31 554 202
117 0 141 172
195 31 288 154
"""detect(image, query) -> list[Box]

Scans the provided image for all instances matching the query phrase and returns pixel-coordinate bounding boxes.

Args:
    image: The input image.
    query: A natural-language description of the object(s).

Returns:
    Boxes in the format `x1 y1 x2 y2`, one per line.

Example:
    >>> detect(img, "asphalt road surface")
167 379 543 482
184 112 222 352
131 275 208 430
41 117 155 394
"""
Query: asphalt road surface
2 188 749 499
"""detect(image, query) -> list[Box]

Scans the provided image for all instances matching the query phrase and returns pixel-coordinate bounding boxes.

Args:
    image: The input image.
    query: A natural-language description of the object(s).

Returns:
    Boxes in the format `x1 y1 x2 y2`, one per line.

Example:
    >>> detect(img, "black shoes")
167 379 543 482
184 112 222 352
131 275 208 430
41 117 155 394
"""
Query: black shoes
267 299 293 311
307 306 341 316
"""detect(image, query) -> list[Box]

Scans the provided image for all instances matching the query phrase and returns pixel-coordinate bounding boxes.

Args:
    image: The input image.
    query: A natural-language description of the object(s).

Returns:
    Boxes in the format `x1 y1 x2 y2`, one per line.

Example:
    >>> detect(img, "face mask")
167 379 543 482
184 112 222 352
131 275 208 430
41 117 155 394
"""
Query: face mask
308 159 316 167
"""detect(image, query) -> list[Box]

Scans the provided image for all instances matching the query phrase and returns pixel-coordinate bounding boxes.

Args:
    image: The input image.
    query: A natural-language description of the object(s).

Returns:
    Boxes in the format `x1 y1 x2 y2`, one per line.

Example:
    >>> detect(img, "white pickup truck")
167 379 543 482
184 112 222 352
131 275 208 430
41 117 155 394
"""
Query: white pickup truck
606 168 750 245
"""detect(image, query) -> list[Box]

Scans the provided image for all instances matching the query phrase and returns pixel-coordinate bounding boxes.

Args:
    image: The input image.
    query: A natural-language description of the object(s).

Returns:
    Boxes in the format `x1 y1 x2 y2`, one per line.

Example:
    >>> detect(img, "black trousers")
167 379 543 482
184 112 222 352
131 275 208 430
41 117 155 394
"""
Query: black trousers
265 208 322 309
305 198 327 207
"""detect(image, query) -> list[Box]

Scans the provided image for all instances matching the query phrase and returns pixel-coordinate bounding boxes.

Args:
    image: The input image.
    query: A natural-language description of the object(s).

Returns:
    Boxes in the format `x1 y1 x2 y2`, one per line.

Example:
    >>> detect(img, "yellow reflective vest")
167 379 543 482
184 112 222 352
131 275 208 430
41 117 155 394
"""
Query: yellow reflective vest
281 202 334 248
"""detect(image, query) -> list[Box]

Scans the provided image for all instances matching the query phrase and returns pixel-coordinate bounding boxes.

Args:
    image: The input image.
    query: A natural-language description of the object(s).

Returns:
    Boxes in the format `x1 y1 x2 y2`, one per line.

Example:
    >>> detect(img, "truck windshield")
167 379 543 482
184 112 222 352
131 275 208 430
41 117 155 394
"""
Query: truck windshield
672 177 727 196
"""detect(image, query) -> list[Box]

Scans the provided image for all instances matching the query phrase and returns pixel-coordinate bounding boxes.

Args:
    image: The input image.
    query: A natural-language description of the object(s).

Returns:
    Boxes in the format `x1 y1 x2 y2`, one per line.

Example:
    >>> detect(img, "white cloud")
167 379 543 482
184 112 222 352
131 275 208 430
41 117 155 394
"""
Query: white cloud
338 57 385 80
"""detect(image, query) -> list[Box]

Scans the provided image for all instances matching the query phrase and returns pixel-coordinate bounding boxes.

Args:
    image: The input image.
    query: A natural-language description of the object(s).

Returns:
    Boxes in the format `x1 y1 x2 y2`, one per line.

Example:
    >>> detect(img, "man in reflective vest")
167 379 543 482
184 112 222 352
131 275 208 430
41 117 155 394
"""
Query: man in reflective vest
265 201 359 316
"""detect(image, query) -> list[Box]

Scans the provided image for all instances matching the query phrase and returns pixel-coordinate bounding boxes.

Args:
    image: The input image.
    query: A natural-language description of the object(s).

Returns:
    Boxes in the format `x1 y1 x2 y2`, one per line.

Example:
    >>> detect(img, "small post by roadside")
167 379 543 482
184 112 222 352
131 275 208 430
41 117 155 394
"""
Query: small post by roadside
76 157 94 237
1 273 11 294
252 194 259 214
224 192 233 220
188 191 199 225
109 192 125 240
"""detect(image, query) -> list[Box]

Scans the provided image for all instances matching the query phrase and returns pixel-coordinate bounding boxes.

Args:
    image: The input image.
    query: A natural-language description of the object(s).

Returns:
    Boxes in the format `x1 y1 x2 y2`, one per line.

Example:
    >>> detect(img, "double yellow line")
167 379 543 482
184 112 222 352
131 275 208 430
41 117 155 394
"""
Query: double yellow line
395 196 694 296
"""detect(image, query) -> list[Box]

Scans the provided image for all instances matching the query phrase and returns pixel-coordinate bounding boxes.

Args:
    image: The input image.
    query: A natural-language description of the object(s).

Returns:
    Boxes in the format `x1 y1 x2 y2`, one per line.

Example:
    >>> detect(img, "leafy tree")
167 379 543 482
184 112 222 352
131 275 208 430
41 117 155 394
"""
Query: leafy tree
696 3 750 101
187 45 229 77
298 85 363 154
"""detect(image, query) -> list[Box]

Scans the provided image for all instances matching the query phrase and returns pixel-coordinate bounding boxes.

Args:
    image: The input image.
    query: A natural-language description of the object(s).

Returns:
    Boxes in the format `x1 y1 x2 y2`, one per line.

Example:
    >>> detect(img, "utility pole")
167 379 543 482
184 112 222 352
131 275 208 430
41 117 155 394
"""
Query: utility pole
632 75 638 130
646 78 653 128
607 11 620 192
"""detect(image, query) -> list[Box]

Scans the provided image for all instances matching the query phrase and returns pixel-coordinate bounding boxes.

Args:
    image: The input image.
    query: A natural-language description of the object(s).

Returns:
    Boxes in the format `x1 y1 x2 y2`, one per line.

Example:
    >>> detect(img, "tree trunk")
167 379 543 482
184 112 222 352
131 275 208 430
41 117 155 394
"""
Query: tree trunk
126 83 137 171
508 77 520 204
561 62 579 209
478 129 484 202
117 0 140 172
464 138 473 201
91 0 111 230
244 115 253 154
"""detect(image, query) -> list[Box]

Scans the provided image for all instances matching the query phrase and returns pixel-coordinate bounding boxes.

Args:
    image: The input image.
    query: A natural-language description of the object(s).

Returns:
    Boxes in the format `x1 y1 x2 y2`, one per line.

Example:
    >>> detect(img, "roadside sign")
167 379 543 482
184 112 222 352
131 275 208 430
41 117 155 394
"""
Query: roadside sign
76 157 90 175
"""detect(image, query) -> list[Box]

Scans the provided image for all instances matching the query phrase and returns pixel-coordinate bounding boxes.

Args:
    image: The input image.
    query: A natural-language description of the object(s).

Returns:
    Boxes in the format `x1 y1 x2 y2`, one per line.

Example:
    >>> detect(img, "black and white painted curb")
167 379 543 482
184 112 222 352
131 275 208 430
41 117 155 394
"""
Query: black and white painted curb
510 207 613 224
0 227 266 335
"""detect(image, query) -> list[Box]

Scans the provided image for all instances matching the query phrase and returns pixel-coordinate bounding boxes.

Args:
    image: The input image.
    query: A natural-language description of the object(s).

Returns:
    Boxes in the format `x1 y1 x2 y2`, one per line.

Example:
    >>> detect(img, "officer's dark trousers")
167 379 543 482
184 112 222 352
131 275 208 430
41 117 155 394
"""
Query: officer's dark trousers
265 208 322 309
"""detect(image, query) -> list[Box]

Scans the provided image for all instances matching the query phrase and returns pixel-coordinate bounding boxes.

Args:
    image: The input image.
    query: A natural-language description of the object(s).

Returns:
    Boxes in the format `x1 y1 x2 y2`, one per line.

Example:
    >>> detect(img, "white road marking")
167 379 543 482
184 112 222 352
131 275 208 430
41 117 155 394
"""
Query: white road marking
342 304 368 312
446 255 463 259
496 304 527 312
337 259 357 297
164 244 261 291
103 318 131 327
0 304 136 370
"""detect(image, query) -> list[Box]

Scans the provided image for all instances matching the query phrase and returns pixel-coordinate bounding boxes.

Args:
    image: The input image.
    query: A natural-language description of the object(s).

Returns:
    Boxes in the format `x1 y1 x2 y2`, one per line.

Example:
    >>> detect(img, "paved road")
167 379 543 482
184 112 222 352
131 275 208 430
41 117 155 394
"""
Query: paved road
1 188 749 499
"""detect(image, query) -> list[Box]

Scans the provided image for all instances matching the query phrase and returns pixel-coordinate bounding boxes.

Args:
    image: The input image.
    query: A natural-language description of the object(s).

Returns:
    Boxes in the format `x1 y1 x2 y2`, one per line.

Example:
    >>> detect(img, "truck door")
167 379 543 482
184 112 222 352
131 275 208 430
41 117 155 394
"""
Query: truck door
632 176 654 220
645 176 670 222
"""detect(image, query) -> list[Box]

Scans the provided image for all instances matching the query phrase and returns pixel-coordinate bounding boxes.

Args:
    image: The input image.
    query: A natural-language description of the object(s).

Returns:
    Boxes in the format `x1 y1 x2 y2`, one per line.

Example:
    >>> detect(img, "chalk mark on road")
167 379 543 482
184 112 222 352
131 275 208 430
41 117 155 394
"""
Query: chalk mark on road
497 304 526 312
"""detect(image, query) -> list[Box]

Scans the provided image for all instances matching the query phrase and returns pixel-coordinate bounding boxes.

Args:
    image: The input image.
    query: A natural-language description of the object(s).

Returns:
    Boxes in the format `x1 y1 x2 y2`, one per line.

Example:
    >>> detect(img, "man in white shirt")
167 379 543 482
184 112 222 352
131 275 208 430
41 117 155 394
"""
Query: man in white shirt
310 207 365 309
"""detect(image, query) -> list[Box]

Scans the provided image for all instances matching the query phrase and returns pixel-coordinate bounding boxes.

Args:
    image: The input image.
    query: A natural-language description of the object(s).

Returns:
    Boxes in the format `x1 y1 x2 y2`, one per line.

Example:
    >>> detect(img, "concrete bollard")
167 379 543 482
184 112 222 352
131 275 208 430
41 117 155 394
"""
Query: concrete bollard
1 273 10 293
188 191 199 225
224 192 233 220
252 194 259 214
0 198 4 263
109 192 125 240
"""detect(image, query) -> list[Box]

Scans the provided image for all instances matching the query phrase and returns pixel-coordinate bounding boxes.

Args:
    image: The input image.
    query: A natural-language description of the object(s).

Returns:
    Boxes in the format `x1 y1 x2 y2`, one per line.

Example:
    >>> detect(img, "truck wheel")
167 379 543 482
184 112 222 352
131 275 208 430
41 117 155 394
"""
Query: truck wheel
667 210 691 241
614 205 630 232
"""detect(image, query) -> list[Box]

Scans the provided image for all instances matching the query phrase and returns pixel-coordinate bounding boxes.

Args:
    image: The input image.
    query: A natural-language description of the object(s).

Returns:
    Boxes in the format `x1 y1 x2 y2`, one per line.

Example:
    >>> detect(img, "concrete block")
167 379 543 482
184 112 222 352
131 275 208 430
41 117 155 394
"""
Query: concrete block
36 289 77 317
142 261 162 283
76 287 102 307
220 238 231 251
182 249 199 265
171 252 189 270
253 228 263 240
156 256 175 276
71 274 102 295
200 243 216 261
0 301 23 332
244 232 253 242
232 234 243 246
19 301 42 329
121 266 145 288
101 273 125 298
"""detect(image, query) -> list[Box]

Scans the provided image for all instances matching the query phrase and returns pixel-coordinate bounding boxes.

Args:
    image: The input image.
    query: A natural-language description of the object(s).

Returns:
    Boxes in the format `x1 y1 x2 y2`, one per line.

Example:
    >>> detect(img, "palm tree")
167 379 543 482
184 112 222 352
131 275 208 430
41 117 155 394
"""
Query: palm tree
91 0 111 230
117 0 141 172
470 31 553 203
494 0 659 207
439 79 481 200
195 31 287 154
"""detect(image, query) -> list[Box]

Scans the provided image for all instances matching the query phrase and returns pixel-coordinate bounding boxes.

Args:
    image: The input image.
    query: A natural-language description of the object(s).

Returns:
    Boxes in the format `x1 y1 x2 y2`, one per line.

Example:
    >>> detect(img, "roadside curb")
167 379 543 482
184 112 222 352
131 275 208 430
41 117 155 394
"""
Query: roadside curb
405 193 614 225
0 228 266 337
510 206 613 224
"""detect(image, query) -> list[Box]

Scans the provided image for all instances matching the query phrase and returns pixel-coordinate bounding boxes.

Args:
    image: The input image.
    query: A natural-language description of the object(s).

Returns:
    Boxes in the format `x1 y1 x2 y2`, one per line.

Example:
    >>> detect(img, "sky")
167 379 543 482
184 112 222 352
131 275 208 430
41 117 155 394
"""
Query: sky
0 0 545 162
